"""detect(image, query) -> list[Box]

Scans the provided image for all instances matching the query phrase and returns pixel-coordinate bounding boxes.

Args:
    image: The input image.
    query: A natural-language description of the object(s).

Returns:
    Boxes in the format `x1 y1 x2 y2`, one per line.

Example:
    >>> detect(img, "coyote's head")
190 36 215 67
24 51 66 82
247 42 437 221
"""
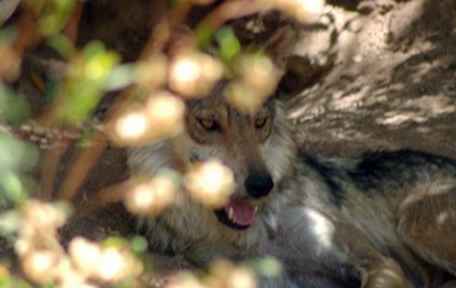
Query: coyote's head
128 81 296 256
126 23 299 260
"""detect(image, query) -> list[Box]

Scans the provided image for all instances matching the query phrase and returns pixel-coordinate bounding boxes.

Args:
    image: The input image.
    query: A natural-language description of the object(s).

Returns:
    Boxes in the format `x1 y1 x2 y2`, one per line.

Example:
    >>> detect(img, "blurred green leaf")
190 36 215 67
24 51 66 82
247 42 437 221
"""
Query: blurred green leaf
0 134 36 207
0 85 31 125
38 0 77 36
102 236 129 249
130 236 148 254
0 133 39 172
0 210 20 237
0 275 32 288
113 279 136 288
215 26 241 63
47 34 76 59
57 41 120 125
249 256 282 278
105 64 136 91
0 172 27 205
196 22 216 49
24 0 46 14
0 28 16 44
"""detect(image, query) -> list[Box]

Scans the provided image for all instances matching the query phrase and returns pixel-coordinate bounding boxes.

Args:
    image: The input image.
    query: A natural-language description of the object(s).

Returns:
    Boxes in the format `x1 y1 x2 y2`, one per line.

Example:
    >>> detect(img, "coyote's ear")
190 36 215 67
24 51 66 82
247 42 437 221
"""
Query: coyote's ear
263 26 297 71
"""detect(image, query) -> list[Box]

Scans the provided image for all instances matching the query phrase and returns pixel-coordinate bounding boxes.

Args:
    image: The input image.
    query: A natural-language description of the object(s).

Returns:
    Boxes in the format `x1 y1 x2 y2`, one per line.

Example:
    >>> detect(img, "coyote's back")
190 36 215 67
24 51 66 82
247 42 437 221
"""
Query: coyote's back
275 148 456 288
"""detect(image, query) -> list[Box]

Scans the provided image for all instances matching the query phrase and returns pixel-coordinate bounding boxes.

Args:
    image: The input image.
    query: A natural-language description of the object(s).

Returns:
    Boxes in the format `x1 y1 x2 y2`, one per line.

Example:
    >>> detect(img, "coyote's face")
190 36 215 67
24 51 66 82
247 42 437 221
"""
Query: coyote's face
128 82 295 252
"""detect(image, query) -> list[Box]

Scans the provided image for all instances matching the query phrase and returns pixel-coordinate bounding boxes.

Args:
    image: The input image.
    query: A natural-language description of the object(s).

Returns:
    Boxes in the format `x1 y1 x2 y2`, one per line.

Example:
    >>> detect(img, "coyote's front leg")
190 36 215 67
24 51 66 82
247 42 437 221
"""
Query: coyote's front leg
361 257 413 288
334 223 414 288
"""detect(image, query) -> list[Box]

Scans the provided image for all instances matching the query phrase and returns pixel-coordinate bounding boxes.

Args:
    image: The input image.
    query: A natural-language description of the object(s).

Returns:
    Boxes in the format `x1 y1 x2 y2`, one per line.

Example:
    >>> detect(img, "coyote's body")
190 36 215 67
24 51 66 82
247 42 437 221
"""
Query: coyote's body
128 83 456 288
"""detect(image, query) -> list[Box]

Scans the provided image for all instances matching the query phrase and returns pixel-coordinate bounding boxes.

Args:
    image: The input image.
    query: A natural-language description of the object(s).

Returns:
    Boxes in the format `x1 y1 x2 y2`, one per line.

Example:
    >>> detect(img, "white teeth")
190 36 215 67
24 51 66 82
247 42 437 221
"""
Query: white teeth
228 207 234 221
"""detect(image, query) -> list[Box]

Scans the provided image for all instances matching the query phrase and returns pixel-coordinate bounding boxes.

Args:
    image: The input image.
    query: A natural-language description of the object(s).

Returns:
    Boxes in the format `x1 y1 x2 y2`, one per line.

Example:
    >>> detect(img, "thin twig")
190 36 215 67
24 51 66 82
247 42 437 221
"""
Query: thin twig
199 0 269 32
64 1 84 44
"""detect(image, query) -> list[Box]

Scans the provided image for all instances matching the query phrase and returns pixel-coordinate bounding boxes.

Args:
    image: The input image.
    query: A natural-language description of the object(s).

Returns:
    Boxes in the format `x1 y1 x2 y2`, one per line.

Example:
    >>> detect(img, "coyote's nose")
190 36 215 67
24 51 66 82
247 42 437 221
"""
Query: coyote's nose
244 171 274 198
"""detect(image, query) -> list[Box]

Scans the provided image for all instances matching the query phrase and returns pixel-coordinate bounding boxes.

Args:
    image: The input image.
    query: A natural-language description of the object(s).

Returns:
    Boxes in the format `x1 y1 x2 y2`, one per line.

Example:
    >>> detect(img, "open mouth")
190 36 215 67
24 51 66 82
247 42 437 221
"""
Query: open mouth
214 198 258 230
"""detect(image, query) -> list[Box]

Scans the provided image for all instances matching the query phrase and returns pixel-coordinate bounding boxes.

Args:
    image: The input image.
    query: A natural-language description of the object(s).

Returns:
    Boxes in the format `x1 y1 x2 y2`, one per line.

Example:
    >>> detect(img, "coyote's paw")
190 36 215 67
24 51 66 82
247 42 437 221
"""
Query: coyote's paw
362 258 412 288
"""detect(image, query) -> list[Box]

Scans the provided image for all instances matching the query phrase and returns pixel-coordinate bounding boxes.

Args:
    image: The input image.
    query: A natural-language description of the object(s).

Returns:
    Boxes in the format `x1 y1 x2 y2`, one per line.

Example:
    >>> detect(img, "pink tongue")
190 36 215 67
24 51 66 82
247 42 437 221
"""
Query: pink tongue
225 199 256 226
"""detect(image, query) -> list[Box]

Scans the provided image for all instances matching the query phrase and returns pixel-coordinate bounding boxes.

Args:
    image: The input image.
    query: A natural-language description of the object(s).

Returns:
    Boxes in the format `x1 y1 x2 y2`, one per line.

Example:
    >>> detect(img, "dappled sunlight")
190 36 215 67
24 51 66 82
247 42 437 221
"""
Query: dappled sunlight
285 0 456 160
135 54 168 89
269 0 325 22
376 94 456 127
185 160 235 208
169 51 224 98
304 208 334 251
225 80 267 115
405 95 456 115
376 111 426 126
226 52 282 114
114 111 149 141
125 174 178 216
330 86 368 111
145 92 186 137
107 92 185 146
2 200 144 287
21 250 60 285
165 260 258 288
69 237 102 276
170 53 203 94
437 211 449 225
95 246 142 282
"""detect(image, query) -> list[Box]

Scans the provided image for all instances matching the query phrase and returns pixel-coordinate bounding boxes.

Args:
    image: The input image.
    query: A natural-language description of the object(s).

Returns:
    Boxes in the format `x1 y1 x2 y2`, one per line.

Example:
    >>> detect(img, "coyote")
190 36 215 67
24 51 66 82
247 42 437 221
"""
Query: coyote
128 81 456 288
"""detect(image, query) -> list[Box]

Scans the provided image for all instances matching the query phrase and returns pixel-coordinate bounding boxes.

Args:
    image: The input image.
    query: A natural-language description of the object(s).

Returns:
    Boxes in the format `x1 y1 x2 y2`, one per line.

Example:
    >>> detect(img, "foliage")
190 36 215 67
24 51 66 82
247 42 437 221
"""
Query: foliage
0 0 320 286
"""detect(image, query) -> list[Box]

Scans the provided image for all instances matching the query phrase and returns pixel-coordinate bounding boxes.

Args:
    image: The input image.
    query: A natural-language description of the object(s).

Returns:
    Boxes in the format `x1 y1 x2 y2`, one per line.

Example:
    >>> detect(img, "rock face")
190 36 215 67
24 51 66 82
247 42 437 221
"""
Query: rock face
75 0 456 160
285 0 456 158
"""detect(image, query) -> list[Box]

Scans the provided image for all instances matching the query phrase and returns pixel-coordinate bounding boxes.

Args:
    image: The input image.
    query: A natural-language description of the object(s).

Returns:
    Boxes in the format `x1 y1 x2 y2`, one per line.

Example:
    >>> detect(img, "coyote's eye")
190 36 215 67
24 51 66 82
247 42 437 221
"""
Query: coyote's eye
255 116 268 129
197 117 221 132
